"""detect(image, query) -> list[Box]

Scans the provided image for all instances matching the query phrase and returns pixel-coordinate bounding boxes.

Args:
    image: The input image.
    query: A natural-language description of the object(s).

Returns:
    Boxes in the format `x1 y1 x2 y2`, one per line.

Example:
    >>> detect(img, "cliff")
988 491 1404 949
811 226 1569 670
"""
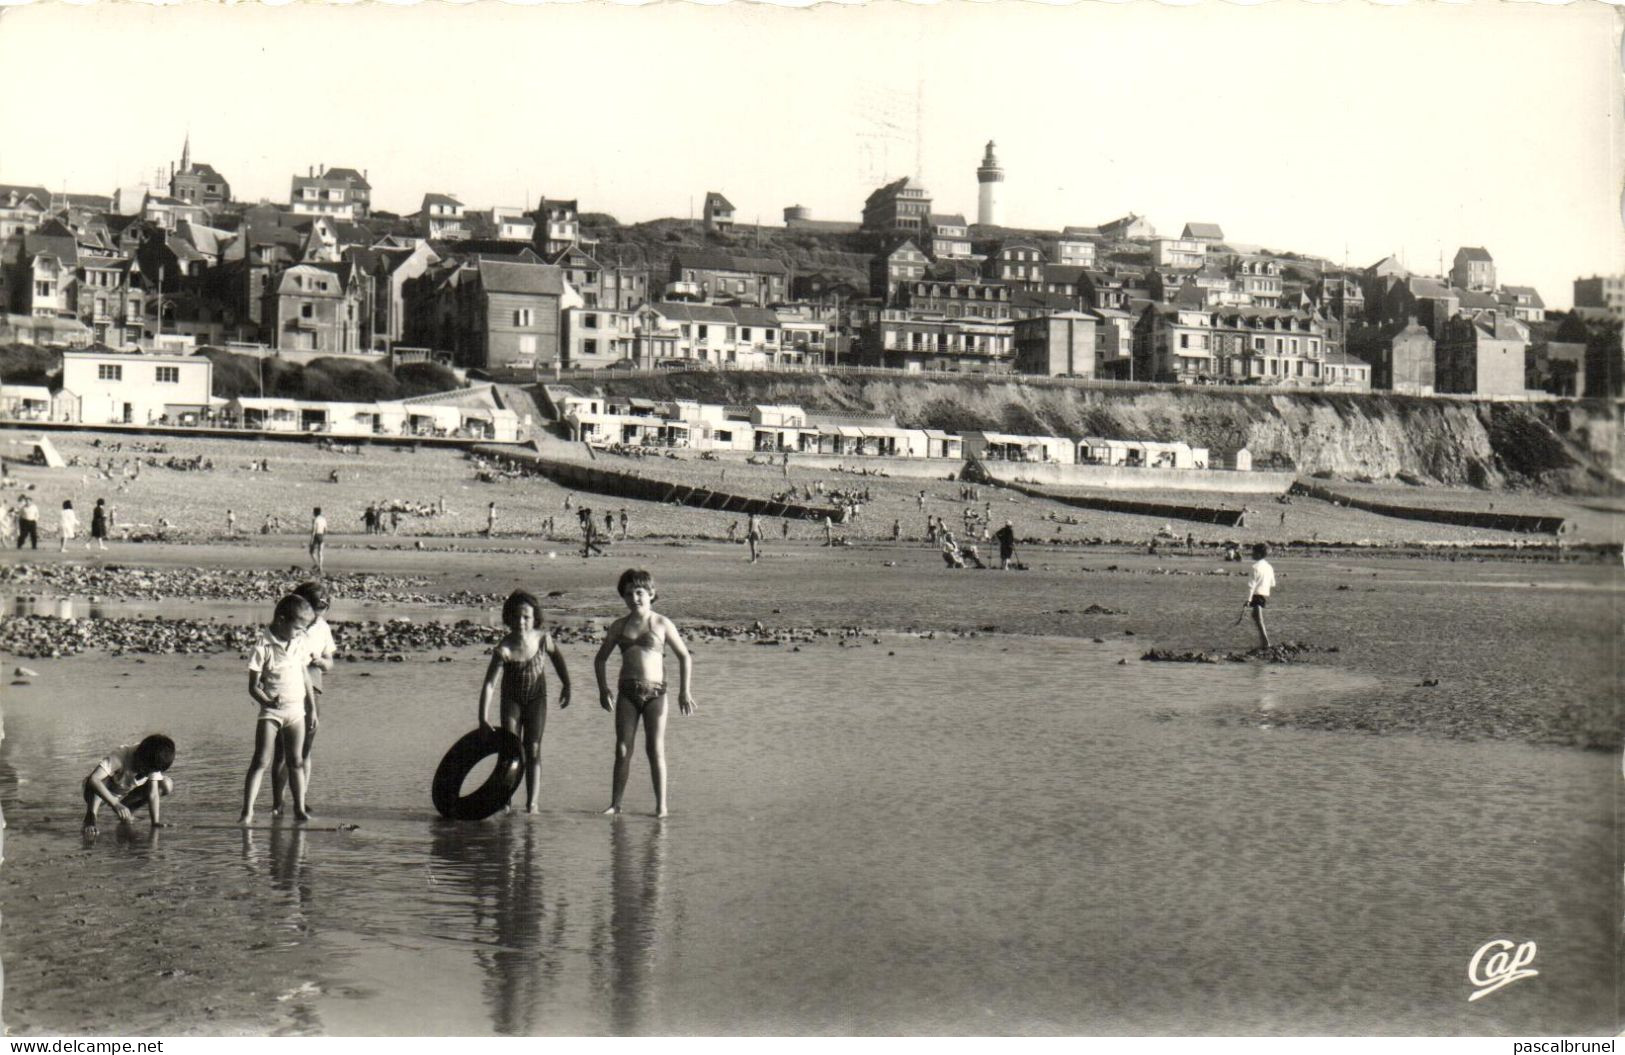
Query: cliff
545 372 1624 494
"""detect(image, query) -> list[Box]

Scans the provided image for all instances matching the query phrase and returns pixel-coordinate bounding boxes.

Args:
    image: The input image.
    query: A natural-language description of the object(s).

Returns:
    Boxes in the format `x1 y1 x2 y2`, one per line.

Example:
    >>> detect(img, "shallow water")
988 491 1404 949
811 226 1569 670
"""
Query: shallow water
0 630 1611 1035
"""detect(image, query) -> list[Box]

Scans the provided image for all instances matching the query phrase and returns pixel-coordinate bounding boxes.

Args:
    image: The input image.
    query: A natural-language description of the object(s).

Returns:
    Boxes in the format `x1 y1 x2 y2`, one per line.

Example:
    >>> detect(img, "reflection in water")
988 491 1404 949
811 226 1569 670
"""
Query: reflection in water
593 820 669 1036
9 595 92 620
430 822 566 1036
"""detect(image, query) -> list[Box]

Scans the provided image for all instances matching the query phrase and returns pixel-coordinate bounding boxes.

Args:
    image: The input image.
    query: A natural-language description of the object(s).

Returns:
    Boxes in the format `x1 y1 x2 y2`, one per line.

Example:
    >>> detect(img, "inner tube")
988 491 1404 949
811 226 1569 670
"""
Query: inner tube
432 727 524 821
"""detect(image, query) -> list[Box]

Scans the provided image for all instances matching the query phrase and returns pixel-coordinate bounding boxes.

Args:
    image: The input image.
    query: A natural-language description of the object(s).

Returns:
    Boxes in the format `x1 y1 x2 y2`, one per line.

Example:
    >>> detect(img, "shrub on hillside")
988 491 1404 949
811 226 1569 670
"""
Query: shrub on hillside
395 361 461 397
0 344 63 387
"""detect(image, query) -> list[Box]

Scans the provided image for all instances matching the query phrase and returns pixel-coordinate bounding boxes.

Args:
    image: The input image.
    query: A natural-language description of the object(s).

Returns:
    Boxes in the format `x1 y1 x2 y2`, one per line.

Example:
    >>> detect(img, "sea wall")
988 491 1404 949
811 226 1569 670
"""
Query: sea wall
975 461 1297 494
555 372 1623 495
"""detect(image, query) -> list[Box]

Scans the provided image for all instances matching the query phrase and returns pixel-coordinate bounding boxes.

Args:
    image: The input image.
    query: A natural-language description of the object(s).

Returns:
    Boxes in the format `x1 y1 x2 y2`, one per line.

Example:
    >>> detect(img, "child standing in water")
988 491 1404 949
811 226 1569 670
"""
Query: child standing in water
272 581 336 814
478 589 571 813
593 569 696 817
241 595 315 825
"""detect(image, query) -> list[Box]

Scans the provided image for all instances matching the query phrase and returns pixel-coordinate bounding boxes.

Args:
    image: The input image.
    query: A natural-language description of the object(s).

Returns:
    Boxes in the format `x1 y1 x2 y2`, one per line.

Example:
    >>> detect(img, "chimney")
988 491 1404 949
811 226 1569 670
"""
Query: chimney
309 165 314 178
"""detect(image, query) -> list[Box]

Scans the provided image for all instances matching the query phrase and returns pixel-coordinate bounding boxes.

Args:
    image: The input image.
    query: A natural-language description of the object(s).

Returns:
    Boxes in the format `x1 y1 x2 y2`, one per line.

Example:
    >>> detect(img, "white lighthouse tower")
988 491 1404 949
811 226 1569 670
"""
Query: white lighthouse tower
976 140 1004 227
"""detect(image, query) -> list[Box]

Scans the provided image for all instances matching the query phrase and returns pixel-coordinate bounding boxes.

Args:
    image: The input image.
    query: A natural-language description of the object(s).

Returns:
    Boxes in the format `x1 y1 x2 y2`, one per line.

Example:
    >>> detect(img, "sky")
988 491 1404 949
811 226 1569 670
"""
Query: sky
0 1 1618 308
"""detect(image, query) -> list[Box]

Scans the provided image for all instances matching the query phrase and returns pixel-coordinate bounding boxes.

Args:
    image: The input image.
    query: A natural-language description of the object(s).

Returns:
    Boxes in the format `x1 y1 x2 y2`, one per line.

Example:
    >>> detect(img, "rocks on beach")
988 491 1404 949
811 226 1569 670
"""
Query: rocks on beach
1140 641 1337 665
0 564 506 608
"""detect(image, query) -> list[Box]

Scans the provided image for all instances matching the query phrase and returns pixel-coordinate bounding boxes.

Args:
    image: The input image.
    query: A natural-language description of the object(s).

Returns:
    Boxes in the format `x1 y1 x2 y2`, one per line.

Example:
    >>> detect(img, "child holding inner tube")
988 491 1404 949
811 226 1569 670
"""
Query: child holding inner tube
478 589 572 814
593 568 696 817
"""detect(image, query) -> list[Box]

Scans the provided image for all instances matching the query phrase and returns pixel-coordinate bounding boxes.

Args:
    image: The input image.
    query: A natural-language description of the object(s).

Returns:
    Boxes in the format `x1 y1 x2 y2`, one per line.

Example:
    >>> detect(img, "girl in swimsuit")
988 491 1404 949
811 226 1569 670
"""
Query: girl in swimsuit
479 589 572 813
593 569 696 817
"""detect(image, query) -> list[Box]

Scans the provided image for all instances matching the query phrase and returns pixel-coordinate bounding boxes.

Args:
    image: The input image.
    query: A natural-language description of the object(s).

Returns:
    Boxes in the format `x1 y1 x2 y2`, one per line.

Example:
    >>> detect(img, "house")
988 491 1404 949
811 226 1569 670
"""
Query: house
12 219 80 317
561 305 638 369
1229 258 1282 307
419 194 468 241
0 184 52 240
703 192 735 233
1527 339 1588 397
1097 213 1155 241
1572 274 1624 321
61 349 212 425
1437 311 1528 396
1078 269 1129 311
668 248 788 307
466 206 535 243
1498 286 1545 324
531 197 580 255
929 214 972 259
168 139 230 209
290 166 372 220
453 258 566 375
1013 311 1098 377
266 261 364 354
550 244 648 312
898 268 1011 319
869 238 929 304
140 195 210 233
74 253 143 347
863 310 1013 373
1318 350 1372 391
1010 290 1083 321
1350 319 1435 395
985 243 1046 291
1152 236 1205 270
639 302 788 369
1181 222 1224 245
1054 229 1097 268
1450 247 1496 292
861 177 932 239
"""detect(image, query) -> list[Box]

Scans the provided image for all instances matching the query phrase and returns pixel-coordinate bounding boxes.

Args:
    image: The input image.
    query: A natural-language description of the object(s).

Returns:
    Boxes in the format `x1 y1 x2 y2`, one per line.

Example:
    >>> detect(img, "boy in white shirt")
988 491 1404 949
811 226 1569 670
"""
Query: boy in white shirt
241 594 315 824
1244 542 1275 649
82 734 175 836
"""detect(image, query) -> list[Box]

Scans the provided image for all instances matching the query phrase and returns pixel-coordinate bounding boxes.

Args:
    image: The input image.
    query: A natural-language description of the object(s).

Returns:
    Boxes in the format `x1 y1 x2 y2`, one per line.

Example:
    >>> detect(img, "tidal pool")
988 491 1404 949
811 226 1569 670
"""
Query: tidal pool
0 629 1610 1035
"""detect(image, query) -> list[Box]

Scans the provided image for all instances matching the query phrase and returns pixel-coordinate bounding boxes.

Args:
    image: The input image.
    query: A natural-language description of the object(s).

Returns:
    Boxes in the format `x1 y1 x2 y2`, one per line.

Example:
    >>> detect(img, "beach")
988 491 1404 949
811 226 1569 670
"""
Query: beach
0 431 1620 1035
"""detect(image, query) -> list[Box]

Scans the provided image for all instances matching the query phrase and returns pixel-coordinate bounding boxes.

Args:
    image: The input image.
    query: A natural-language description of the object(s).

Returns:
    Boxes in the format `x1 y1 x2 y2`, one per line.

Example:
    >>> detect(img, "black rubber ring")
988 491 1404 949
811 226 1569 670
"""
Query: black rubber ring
431 727 525 821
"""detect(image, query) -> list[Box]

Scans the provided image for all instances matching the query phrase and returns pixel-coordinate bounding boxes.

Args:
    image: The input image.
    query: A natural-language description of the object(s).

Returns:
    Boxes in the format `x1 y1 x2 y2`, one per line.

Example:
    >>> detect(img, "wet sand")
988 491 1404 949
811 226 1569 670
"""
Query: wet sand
0 532 1619 1035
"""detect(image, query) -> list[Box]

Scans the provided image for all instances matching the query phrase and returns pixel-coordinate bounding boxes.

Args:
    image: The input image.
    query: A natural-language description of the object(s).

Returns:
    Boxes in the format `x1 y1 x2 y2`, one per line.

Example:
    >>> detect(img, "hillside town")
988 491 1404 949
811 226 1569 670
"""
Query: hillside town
0 137 1620 414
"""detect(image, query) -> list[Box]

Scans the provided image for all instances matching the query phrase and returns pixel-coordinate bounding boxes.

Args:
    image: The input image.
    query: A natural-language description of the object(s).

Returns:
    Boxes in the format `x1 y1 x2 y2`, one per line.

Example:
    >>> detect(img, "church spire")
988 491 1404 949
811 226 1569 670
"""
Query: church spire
180 132 190 174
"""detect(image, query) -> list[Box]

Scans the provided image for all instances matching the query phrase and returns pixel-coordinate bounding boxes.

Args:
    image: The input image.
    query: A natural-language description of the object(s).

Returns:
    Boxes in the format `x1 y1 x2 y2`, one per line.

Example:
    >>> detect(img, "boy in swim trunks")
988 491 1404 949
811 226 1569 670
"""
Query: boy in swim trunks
1243 542 1275 649
593 568 696 817
240 594 315 825
82 734 175 836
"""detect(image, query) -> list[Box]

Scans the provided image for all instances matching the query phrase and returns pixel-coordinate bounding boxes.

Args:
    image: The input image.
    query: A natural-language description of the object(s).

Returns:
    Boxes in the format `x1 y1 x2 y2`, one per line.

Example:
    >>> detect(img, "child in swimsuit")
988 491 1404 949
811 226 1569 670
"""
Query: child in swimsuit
593 568 696 817
478 589 572 813
83 734 175 836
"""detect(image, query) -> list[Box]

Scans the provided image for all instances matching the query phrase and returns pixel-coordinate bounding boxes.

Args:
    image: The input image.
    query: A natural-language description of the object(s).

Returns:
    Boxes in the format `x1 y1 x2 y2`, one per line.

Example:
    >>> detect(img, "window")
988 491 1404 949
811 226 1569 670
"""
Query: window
584 339 598 357
725 326 737 342
98 364 123 381
583 313 598 329
156 366 179 384
35 281 51 297
697 324 708 341
740 327 752 341
513 309 532 327
1179 334 1189 349
301 304 314 319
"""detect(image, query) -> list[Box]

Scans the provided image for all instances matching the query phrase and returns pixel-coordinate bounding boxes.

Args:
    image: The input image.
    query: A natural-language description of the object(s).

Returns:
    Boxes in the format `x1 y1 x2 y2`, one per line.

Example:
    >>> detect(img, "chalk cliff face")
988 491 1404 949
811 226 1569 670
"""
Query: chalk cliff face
567 374 1622 494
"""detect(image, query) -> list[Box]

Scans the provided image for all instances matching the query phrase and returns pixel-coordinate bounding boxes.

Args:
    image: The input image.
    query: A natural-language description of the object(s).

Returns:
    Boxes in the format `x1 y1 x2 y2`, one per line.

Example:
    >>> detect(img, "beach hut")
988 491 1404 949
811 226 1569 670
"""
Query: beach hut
923 429 963 460
230 397 300 432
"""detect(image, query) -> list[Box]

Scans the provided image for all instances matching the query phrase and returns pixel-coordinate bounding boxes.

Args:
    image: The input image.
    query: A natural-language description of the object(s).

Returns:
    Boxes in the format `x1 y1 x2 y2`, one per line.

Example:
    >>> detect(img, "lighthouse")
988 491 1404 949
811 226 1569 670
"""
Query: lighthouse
976 140 1004 227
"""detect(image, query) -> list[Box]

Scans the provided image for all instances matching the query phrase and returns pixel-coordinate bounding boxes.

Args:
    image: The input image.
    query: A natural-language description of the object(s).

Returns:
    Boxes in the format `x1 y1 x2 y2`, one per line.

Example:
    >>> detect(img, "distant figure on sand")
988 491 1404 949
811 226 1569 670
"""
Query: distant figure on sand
240 594 315 825
226 508 237 536
593 569 695 817
1243 543 1275 649
478 589 572 813
89 498 109 551
746 513 763 562
486 501 497 536
619 508 629 540
58 500 79 553
272 582 336 815
83 734 175 836
994 520 1016 570
16 496 38 550
309 507 327 573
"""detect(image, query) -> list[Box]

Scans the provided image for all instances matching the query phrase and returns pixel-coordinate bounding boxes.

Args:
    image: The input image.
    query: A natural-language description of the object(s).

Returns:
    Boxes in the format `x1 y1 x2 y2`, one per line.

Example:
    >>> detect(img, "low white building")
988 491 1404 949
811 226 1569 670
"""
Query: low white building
63 350 213 425
962 430 1074 464
229 396 301 431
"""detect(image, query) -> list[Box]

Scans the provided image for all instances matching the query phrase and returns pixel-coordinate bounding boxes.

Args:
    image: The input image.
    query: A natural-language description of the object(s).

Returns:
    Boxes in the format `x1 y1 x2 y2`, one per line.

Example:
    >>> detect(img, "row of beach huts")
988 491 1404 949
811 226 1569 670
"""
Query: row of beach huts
541 386 1250 470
